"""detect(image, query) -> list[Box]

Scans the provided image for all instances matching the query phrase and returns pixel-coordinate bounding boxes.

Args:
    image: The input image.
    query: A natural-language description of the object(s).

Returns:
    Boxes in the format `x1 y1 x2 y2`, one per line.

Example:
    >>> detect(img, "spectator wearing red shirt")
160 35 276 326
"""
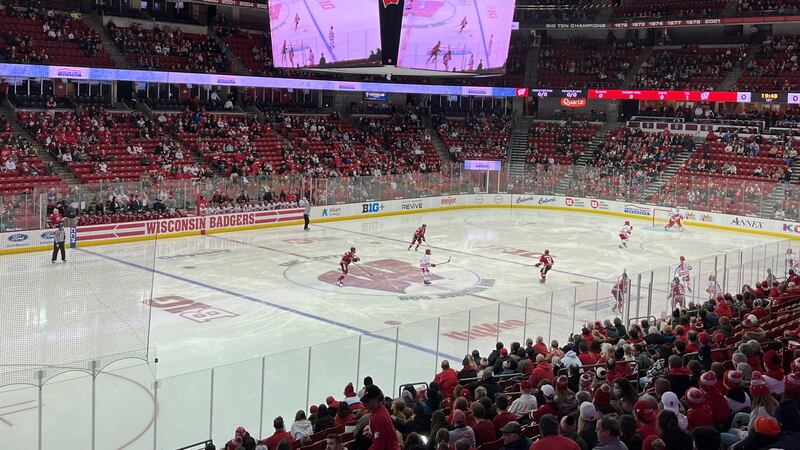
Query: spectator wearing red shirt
533 336 548 356
528 354 553 388
685 388 714 431
530 384 557 422
361 385 398 450
699 371 731 426
714 299 733 319
470 402 496 447
434 360 459 401
633 400 658 439
262 416 294 450
750 299 769 321
530 414 580 450
577 341 595 366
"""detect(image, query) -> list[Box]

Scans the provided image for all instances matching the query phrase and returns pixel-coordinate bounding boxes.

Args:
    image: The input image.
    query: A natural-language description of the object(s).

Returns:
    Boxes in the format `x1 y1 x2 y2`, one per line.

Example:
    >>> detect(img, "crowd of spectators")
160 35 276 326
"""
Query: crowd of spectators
737 0 800 13
525 121 599 166
635 46 747 91
435 114 513 161
108 21 229 73
211 269 800 450
1 6 111 66
537 38 641 89
738 35 800 92
611 0 727 19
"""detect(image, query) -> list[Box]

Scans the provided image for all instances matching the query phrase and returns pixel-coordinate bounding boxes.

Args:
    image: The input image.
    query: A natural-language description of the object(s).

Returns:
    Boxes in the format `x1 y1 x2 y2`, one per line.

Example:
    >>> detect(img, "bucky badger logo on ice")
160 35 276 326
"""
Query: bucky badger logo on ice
319 259 443 293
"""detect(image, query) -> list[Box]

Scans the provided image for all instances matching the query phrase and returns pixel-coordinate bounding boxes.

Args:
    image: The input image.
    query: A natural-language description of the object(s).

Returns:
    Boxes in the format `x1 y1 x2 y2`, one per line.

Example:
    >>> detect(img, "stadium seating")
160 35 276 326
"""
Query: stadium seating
737 35 800 91
18 109 204 183
525 121 599 165
537 38 641 89
108 22 229 73
612 0 727 19
0 7 114 67
435 114 513 161
635 45 746 90
219 27 274 76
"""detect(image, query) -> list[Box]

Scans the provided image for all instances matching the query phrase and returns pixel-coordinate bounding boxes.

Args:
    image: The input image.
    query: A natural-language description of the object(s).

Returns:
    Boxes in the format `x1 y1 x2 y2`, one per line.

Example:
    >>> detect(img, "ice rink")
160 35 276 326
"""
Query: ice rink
0 207 788 449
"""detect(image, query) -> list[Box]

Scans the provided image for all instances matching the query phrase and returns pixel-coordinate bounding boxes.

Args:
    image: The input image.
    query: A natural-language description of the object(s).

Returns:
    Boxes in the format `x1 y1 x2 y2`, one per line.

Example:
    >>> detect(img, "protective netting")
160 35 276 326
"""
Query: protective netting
0 239 155 386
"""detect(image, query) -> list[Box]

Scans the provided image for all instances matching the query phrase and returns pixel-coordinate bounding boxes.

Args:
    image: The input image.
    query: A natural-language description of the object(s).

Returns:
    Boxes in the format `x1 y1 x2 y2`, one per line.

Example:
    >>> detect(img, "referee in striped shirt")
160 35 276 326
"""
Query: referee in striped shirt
51 223 66 263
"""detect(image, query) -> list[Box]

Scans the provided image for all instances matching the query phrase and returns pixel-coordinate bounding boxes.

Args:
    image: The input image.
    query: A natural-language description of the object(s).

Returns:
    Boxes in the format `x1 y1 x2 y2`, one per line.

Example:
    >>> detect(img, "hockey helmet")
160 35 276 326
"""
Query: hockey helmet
351 246 356 253
544 249 550 255
625 220 630 225
422 224 427 227
679 256 685 261
425 248 431 255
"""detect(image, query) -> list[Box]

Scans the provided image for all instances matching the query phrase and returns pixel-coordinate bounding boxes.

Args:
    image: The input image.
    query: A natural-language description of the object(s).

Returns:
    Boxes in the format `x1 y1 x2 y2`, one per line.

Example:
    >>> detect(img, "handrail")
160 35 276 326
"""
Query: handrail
175 440 213 450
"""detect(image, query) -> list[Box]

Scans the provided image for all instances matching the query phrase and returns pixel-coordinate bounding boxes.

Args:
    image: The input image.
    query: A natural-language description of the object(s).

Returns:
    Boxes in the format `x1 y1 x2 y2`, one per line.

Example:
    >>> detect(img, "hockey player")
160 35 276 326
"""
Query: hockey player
408 224 427 251
459 16 468 34
665 207 684 231
668 277 686 308
535 250 554 284
294 12 301 30
787 248 800 274
706 273 721 300
676 256 692 289
611 272 628 313
619 220 633 249
427 41 441 64
420 248 437 285
336 247 359 287
329 26 335 48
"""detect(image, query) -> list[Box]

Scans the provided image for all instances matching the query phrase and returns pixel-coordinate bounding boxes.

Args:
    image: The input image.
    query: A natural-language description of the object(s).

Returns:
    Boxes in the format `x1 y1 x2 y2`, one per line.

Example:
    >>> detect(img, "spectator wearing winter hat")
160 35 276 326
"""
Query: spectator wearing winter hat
594 384 615 416
448 409 476 448
685 387 714 430
343 383 364 411
763 350 785 395
509 380 537 418
659 392 688 431
493 348 515 374
747 372 779 426
435 360 459 401
784 372 800 404
699 371 731 426
498 421 528 450
742 315 766 342
531 414 580 450
578 401 598 450
724 370 752 414
229 426 257 450
476 368 500 400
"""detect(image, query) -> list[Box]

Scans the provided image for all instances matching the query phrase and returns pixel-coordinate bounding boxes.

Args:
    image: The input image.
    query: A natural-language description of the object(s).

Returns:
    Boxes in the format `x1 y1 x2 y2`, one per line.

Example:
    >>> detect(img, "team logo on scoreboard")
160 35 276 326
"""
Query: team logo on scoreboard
382 0 400 6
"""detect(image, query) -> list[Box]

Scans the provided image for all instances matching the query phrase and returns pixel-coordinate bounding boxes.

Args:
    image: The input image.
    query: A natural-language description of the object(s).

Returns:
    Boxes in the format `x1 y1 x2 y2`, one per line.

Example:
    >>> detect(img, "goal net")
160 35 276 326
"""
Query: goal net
651 208 674 228
0 239 155 386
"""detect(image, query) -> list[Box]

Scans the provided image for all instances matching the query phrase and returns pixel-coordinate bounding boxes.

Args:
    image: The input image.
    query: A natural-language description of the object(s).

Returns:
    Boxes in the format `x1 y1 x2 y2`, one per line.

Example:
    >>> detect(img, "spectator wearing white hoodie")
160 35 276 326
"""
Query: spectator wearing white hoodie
291 410 314 441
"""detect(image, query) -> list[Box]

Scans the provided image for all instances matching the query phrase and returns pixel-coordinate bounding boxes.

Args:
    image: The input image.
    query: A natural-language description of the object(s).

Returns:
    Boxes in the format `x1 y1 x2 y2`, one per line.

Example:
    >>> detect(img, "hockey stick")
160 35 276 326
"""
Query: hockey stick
354 262 374 277
435 257 452 266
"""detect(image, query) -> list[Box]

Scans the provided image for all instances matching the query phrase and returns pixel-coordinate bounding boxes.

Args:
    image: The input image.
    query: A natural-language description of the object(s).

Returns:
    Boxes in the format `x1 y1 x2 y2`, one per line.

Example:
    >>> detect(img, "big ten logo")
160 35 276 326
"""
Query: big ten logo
145 296 238 323
487 6 497 19
362 202 384 213
317 0 336 9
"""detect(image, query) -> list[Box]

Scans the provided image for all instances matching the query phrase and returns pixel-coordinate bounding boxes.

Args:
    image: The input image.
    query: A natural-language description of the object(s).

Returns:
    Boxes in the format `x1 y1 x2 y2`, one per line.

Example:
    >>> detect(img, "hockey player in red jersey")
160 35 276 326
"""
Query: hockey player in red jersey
408 224 427 251
535 250 554 284
337 247 359 287
618 221 633 249
611 272 628 313
668 276 686 308
665 207 684 232
420 248 437 285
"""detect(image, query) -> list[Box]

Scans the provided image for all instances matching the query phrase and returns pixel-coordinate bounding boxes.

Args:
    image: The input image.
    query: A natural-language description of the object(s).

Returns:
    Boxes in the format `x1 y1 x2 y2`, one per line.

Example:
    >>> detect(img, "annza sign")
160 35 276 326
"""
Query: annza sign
730 217 764 229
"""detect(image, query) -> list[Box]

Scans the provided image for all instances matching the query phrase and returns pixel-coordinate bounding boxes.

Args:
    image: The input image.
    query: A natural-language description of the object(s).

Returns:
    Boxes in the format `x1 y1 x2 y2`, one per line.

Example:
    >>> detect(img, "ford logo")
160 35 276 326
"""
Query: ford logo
41 231 55 239
8 233 28 242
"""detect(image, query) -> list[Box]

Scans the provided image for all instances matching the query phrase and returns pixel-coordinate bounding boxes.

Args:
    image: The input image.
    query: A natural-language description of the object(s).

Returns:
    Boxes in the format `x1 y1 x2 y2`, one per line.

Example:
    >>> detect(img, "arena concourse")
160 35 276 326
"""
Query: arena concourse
4 1 800 450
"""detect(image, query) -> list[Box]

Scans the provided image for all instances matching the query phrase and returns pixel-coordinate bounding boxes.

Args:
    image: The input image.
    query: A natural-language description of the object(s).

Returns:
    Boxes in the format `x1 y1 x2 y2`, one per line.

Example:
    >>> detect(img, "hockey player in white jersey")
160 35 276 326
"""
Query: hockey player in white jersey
618 221 633 249
675 256 693 291
706 273 721 300
787 248 800 274
420 248 437 285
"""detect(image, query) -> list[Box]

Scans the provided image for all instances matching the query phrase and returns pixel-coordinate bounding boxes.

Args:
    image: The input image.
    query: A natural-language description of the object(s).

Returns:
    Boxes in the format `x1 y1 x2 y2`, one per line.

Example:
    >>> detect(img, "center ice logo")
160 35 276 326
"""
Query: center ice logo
319 259 443 293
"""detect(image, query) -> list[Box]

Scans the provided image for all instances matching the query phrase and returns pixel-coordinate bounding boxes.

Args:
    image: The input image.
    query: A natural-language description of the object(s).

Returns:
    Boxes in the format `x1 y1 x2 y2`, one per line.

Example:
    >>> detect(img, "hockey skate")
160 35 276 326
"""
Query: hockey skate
539 278 546 284
424 281 431 285
337 280 343 287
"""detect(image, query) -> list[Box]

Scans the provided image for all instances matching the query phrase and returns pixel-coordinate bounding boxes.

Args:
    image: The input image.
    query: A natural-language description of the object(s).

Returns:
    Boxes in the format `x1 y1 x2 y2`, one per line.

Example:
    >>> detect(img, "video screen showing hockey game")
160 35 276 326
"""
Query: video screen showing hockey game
396 0 517 72
268 0 383 68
